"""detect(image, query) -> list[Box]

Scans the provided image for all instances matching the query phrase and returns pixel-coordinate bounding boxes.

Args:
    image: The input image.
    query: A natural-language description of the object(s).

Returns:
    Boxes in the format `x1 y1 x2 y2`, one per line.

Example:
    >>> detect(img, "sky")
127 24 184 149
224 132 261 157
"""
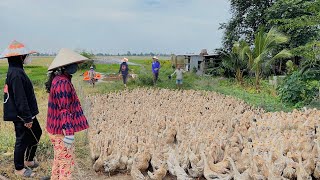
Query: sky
0 0 231 54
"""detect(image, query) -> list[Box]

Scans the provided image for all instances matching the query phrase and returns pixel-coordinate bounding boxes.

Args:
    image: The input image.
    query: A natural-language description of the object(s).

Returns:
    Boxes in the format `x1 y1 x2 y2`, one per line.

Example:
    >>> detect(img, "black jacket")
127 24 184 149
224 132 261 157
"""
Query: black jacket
3 59 39 123
119 62 129 75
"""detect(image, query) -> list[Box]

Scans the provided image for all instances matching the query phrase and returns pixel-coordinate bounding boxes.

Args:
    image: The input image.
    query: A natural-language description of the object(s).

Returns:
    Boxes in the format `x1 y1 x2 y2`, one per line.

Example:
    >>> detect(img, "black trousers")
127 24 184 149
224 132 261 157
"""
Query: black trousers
122 74 128 84
13 117 42 170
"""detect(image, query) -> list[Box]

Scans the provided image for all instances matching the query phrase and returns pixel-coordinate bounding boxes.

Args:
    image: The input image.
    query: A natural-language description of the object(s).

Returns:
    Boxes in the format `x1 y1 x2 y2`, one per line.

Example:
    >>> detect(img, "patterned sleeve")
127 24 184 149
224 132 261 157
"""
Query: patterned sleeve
56 80 75 135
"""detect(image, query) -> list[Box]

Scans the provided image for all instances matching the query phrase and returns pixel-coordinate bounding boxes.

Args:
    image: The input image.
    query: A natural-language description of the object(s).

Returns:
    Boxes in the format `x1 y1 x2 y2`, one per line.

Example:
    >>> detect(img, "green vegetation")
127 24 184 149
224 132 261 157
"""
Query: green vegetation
220 0 275 49
79 51 95 70
15 55 284 113
72 58 294 112
247 27 292 87
267 0 320 51
220 0 320 107
23 66 48 87
278 71 319 106
221 40 248 84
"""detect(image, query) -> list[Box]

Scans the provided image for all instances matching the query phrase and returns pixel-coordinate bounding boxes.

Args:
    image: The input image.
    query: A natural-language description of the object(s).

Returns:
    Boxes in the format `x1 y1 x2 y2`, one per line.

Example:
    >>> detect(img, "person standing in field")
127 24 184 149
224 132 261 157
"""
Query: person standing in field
45 48 89 180
170 65 186 89
152 56 160 85
88 66 96 87
119 57 129 87
1 40 42 178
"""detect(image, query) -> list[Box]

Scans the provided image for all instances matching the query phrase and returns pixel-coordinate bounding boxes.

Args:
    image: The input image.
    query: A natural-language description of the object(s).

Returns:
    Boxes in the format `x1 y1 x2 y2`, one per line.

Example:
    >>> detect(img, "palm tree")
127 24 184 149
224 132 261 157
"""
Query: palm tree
246 27 292 88
221 40 249 84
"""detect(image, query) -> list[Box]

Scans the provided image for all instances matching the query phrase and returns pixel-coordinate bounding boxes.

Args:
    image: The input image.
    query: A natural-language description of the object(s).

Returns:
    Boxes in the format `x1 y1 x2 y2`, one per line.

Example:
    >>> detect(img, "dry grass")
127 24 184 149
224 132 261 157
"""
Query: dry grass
0 89 53 179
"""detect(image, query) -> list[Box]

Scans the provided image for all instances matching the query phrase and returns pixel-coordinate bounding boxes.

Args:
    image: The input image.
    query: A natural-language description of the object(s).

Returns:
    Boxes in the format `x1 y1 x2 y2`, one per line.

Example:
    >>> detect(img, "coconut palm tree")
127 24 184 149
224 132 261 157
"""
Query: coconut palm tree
246 27 292 88
221 40 249 84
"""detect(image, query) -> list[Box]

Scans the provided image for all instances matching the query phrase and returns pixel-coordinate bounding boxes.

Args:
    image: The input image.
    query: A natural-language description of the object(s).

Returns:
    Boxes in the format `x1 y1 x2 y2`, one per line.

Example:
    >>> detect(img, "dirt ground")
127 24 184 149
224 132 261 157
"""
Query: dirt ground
73 156 132 180
0 154 132 180
0 140 194 180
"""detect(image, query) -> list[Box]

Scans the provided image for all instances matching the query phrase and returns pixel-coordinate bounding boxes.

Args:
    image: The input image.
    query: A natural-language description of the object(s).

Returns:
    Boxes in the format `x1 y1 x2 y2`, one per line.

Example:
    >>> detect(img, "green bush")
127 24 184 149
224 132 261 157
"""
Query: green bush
278 71 318 106
78 60 95 70
192 67 197 73
79 51 95 70
136 73 154 86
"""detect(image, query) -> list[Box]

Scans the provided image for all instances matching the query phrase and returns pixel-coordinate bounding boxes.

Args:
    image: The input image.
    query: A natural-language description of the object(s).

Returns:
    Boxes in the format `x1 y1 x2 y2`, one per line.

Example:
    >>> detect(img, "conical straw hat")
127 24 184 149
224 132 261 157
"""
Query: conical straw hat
0 40 37 59
48 48 88 71
121 57 129 62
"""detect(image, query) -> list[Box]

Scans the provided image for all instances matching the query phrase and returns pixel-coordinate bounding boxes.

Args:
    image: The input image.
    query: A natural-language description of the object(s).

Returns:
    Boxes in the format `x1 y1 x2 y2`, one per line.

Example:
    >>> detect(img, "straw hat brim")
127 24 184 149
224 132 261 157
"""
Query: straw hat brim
122 58 129 62
48 48 88 71
0 40 37 59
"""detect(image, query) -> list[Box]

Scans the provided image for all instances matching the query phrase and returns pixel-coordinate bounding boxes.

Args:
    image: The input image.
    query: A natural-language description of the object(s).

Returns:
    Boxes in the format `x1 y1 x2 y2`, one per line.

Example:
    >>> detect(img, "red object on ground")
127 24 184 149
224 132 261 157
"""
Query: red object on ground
83 71 101 81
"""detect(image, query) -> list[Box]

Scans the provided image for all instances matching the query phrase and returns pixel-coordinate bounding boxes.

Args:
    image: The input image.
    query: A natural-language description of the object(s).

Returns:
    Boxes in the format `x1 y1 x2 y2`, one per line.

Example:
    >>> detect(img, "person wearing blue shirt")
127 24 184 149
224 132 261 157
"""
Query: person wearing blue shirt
119 57 129 87
151 56 160 85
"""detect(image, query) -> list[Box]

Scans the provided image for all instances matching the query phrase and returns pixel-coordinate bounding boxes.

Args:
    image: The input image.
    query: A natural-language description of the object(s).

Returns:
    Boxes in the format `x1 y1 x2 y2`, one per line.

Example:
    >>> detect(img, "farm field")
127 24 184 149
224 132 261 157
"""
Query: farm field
0 56 318 179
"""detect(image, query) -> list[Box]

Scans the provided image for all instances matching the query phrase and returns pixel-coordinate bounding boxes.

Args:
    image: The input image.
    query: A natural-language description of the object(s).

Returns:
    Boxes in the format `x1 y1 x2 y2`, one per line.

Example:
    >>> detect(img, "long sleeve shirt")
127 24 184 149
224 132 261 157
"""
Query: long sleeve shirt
88 69 96 78
171 69 185 80
47 74 89 136
3 59 38 123
119 62 129 75
152 61 161 73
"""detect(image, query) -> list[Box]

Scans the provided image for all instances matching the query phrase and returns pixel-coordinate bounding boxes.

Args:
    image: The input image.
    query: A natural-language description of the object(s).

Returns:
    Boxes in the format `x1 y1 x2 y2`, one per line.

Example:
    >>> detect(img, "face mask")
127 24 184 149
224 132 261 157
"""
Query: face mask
23 55 32 64
65 63 78 75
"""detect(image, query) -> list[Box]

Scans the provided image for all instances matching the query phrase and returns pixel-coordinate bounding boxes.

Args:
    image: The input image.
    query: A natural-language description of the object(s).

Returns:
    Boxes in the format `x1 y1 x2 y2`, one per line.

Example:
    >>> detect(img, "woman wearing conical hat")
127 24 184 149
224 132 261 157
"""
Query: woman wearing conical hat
45 48 89 180
1 40 42 178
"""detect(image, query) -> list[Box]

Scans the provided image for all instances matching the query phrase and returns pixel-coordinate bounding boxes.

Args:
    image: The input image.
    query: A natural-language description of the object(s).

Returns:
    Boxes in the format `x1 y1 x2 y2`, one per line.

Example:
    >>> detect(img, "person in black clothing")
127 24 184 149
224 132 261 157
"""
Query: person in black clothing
1 40 42 178
118 57 129 87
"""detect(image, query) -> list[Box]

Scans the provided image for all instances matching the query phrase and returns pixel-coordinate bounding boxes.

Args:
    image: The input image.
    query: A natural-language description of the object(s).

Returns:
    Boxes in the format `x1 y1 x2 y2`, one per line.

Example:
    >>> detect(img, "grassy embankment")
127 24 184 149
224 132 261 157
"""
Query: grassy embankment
0 56 299 179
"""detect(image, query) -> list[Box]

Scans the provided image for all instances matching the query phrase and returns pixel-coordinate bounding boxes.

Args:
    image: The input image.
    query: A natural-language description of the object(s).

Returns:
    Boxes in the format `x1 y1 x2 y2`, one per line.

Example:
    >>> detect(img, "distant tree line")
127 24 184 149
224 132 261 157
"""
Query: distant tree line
34 51 171 57
95 51 171 56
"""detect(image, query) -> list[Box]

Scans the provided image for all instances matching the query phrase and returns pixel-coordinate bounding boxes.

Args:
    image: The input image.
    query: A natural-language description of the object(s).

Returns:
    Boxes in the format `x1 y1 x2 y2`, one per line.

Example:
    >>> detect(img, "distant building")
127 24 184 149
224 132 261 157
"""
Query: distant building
171 49 221 75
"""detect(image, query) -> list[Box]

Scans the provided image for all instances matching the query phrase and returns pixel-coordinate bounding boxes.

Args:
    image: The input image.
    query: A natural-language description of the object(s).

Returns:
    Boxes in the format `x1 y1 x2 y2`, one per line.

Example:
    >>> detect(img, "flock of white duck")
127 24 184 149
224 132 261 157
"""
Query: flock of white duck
86 88 320 180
